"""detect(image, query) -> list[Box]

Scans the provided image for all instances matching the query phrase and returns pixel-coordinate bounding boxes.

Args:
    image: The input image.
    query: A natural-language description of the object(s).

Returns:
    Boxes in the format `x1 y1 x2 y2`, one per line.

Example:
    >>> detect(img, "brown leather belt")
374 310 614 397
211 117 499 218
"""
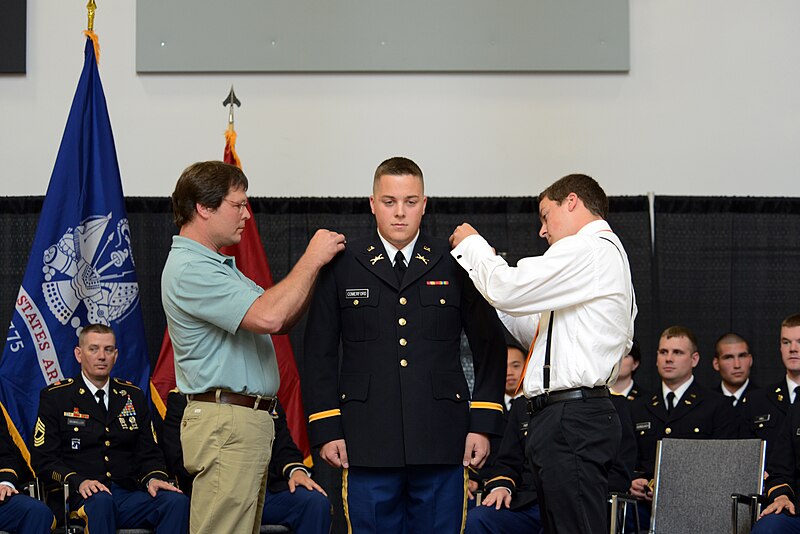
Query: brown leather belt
188 390 277 412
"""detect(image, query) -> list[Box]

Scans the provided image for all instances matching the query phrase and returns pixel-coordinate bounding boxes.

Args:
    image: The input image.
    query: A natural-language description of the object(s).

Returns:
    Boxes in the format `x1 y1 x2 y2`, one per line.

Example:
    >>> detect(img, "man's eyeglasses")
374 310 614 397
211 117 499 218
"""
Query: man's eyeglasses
223 199 249 213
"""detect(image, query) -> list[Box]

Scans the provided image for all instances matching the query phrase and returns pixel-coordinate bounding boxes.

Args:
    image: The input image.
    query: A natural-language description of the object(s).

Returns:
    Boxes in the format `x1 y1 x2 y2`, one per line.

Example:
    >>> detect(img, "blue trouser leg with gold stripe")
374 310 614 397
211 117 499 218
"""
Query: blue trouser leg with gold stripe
77 482 189 534
343 465 467 533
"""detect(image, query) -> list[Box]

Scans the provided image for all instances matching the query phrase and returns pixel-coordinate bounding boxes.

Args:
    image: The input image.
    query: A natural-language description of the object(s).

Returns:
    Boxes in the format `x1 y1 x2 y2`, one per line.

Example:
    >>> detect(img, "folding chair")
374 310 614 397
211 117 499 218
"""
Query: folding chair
649 438 765 534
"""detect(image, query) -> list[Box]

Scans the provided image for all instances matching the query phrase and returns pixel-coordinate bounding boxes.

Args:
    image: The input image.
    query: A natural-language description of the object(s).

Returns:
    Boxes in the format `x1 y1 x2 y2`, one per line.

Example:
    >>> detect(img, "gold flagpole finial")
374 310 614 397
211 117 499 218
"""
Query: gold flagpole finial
222 85 242 130
86 0 97 32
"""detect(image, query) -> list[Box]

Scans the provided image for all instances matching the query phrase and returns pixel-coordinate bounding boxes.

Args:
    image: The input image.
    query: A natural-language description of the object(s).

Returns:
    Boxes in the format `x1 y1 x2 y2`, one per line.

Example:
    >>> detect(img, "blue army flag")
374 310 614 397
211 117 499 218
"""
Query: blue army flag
0 36 150 450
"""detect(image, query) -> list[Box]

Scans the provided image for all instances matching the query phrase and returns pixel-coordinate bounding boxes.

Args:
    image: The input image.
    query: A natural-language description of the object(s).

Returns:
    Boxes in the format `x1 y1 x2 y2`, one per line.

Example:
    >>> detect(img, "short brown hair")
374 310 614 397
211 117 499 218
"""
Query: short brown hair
782 314 800 329
373 157 424 192
171 161 248 228
78 323 116 346
538 173 608 219
714 332 749 358
660 325 698 353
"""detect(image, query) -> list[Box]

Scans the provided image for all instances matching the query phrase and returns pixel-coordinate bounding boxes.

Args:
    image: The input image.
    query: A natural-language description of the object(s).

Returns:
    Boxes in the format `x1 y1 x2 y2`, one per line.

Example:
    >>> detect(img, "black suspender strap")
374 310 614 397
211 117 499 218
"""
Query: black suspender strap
598 236 635 317
543 311 554 392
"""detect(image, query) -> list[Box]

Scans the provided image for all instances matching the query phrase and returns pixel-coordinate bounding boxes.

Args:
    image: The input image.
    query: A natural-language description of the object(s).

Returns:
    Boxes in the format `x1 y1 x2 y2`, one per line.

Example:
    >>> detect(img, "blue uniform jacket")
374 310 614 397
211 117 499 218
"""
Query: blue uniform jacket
303 232 506 467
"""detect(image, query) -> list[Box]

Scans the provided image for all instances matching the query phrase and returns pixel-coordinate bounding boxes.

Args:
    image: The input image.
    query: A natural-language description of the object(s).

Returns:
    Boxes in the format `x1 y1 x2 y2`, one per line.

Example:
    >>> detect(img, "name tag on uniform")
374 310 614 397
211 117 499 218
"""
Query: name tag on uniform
636 422 651 431
345 289 368 299
753 414 771 424
67 418 87 427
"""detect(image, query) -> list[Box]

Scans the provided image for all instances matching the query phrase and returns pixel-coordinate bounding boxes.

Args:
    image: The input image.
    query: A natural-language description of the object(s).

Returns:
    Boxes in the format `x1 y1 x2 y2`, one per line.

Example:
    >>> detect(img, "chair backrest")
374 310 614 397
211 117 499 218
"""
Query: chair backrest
650 438 765 534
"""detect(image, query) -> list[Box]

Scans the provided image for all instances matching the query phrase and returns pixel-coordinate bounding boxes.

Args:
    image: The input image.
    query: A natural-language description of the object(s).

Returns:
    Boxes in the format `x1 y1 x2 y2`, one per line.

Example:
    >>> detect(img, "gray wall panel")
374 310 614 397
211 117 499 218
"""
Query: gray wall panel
136 0 629 72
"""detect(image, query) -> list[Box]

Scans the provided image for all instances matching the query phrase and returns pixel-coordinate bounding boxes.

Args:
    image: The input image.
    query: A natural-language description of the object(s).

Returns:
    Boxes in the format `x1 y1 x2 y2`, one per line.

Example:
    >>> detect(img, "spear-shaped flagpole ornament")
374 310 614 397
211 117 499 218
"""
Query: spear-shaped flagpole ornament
223 86 242 129
223 86 242 168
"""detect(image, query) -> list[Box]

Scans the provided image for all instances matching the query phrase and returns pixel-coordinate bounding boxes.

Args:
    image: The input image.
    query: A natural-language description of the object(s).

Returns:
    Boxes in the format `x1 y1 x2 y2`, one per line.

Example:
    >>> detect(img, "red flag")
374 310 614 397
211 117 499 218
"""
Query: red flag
152 126 311 460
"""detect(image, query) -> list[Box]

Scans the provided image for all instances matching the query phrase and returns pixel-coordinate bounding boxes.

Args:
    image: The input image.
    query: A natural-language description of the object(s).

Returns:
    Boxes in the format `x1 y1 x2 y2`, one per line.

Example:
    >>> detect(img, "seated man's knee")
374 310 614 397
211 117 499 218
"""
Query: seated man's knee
84 490 114 509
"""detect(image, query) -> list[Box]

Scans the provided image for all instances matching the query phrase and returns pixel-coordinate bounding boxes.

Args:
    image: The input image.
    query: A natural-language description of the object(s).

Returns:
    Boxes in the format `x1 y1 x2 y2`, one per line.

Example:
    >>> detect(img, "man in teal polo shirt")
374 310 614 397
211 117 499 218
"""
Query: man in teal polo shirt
161 161 345 534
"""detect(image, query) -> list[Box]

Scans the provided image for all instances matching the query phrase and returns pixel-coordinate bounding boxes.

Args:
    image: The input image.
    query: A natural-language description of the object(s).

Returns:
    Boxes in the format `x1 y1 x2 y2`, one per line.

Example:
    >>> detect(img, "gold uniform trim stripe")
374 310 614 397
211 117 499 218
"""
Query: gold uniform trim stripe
486 475 516 488
139 470 168 484
469 401 504 413
0 468 17 476
308 409 341 423
768 483 793 498
282 462 307 478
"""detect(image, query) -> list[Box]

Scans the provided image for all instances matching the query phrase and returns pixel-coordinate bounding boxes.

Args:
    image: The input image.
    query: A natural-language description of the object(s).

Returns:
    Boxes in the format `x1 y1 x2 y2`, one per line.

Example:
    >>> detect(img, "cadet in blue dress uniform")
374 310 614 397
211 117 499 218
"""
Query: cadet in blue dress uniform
740 316 800 452
32 324 189 534
0 412 53 533
628 326 737 528
304 157 506 533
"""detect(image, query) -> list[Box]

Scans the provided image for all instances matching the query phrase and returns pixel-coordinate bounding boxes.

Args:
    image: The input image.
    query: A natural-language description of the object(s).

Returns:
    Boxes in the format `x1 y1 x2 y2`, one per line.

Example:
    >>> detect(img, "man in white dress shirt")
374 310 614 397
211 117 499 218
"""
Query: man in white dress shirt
449 173 637 534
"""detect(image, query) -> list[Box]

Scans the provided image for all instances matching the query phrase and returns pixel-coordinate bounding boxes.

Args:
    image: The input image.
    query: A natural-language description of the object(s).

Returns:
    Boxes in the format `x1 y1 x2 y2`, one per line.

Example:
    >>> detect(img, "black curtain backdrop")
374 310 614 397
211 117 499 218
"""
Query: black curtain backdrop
0 195 653 388
5 195 800 395
653 196 800 393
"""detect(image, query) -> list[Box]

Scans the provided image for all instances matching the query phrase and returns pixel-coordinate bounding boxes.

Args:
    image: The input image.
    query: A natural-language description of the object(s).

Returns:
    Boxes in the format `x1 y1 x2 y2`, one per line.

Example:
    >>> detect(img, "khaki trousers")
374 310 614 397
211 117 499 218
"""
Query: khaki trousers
181 399 275 534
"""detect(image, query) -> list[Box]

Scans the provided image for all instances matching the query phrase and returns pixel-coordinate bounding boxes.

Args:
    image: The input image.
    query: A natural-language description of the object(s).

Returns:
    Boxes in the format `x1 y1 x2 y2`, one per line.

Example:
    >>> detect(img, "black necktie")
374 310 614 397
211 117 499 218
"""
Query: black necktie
793 386 800 405
666 391 675 414
394 251 406 283
96 390 107 420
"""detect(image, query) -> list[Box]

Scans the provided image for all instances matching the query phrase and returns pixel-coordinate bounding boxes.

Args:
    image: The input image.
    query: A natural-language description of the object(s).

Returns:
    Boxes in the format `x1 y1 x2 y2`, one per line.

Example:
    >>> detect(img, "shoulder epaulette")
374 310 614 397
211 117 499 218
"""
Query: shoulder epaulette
113 378 141 390
45 378 73 391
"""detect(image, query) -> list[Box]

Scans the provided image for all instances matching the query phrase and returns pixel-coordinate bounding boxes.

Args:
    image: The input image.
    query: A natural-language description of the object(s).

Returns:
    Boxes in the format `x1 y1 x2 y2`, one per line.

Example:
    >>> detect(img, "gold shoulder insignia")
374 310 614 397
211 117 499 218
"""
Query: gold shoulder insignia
33 418 45 447
46 379 73 391
113 378 140 390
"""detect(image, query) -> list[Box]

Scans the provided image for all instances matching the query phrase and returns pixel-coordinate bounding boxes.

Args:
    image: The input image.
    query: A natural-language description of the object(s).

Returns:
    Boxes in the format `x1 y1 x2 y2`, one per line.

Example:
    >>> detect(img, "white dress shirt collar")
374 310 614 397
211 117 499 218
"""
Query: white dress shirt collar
787 375 800 403
662 375 694 406
721 378 749 405
377 230 419 266
82 372 110 407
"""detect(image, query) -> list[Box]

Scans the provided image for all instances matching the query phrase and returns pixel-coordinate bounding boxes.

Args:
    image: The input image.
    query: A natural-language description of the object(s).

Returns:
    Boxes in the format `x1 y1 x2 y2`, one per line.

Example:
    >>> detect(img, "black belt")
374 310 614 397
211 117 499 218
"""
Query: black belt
526 386 609 414
188 389 277 412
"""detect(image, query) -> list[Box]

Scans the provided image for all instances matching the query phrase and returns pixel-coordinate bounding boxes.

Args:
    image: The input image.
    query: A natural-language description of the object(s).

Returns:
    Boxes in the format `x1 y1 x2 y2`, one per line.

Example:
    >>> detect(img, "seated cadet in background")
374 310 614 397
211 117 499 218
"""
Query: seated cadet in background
467 330 527 503
629 326 737 525
465 389 638 534
741 314 800 449
0 413 53 533
752 402 800 533
610 339 648 400
32 324 189 534
502 332 526 412
713 332 758 409
162 391 331 533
